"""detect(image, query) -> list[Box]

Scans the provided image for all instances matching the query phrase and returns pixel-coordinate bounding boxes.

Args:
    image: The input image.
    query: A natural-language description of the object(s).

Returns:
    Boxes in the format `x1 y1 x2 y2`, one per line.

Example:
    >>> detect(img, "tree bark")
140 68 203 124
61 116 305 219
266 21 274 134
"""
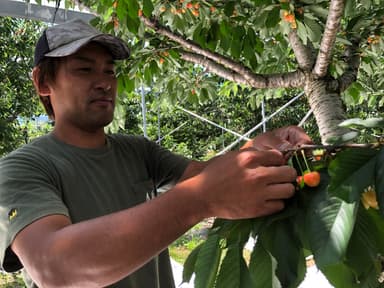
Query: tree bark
312 0 345 78
304 79 349 143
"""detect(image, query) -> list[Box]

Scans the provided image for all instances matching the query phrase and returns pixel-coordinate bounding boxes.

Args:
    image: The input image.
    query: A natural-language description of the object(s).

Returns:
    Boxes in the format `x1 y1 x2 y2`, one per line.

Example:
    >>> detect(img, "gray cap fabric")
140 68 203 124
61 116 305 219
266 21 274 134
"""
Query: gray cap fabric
34 18 130 66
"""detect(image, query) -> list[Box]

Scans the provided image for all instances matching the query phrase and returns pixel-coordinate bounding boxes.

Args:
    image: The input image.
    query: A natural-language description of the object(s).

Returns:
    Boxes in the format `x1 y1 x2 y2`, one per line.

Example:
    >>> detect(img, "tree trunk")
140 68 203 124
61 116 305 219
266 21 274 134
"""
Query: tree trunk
305 79 349 144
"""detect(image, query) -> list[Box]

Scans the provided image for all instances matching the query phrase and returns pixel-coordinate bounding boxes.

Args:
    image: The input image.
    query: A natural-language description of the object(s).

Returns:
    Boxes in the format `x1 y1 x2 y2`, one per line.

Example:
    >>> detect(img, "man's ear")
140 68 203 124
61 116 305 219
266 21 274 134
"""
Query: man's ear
32 67 51 96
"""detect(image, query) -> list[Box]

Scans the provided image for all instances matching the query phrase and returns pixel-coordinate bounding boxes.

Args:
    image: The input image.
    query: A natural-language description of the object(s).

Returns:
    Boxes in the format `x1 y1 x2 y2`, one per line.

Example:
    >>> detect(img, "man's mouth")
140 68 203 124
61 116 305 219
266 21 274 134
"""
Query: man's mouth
90 97 113 106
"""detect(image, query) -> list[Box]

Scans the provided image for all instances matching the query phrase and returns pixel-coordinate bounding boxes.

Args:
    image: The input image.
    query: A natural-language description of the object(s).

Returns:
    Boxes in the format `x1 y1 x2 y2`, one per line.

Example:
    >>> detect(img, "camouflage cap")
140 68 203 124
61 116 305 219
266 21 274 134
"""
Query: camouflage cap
34 18 130 66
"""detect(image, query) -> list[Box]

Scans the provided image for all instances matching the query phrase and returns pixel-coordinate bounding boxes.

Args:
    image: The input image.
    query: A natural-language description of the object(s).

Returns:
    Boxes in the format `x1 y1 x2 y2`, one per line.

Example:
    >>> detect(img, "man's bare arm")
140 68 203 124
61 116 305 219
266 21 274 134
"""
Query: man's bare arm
12 174 208 288
12 149 297 288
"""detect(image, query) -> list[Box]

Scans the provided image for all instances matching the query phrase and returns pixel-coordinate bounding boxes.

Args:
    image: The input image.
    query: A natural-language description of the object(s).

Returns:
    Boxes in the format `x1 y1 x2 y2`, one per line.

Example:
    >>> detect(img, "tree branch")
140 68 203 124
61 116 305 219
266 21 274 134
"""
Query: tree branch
142 17 270 86
142 17 306 88
181 51 306 88
312 0 345 78
283 142 384 152
288 30 316 71
179 52 248 85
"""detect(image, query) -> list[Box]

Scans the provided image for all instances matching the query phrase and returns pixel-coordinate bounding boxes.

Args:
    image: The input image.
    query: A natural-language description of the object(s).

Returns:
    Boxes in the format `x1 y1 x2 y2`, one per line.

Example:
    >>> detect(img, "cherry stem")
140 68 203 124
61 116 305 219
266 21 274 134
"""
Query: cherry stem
301 149 311 172
294 151 304 175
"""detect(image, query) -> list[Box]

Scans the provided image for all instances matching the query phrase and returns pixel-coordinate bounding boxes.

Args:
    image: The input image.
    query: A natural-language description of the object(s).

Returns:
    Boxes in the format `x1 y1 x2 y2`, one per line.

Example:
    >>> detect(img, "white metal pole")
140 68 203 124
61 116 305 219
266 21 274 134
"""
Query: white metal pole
261 99 266 132
176 105 250 141
141 84 147 138
217 92 305 155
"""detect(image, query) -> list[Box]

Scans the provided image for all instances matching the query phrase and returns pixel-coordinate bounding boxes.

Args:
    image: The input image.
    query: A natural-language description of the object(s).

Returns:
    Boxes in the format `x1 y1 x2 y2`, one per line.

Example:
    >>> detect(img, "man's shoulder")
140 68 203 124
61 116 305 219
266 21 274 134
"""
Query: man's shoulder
108 134 152 149
108 133 147 143
0 135 53 166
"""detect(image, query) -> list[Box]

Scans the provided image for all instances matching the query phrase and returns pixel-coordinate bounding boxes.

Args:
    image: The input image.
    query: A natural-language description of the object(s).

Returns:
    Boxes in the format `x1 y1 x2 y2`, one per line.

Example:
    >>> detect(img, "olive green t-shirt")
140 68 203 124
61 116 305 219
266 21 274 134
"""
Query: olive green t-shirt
0 133 190 287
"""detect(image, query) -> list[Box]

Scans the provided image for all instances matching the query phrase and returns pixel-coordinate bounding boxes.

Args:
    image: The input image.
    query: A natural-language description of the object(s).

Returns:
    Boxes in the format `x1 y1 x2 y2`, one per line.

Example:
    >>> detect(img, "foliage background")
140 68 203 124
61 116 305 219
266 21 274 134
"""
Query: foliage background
1 0 384 286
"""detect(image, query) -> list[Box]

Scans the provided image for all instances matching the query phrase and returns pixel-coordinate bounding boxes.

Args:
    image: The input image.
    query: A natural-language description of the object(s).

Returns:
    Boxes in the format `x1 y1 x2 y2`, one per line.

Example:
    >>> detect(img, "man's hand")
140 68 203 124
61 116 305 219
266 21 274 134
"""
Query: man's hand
241 125 312 152
194 148 297 220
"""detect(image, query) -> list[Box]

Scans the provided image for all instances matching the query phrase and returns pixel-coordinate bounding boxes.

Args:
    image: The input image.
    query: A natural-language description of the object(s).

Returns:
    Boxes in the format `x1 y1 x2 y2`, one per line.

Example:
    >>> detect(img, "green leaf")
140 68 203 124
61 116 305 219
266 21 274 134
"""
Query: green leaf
240 257 254 288
344 0 356 18
200 88 209 103
219 20 230 38
211 219 253 247
230 37 242 59
306 4 329 19
321 263 360 288
126 0 139 19
304 17 322 43
328 148 379 202
252 0 273 5
142 0 154 17
192 23 206 47
265 7 280 28
194 234 222 288
226 220 252 247
144 65 152 86
126 12 141 34
224 2 236 17
346 206 384 286
149 60 160 76
259 220 306 288
376 147 384 216
326 131 360 145
117 75 135 94
249 241 282 288
339 117 384 128
116 0 128 20
361 0 372 9
306 191 358 269
215 244 242 288
182 243 203 283
296 21 308 45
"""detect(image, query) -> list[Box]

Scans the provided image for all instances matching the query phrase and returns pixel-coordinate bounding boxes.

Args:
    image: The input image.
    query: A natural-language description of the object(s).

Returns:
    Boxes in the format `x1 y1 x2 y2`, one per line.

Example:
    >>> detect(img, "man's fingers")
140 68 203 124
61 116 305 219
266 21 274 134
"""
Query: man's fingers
249 165 297 185
260 200 286 216
241 148 286 167
274 126 312 146
265 183 296 200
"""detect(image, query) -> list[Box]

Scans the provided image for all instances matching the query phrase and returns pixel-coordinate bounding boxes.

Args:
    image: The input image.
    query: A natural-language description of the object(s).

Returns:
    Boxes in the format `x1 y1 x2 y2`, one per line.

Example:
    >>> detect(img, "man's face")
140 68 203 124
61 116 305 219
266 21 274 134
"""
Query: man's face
47 42 118 132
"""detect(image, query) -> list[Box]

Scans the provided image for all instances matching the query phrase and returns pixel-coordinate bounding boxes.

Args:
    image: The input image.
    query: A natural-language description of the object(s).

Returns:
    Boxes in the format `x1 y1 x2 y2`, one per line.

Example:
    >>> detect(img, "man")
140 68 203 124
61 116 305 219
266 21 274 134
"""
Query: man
0 19 311 287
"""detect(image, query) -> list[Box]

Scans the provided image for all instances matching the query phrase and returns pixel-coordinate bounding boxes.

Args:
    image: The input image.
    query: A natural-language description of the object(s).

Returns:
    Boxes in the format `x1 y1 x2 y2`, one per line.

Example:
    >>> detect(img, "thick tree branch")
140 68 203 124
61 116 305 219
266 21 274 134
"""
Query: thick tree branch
180 52 248 85
142 17 306 88
141 17 268 86
288 30 316 71
181 52 306 88
313 0 345 78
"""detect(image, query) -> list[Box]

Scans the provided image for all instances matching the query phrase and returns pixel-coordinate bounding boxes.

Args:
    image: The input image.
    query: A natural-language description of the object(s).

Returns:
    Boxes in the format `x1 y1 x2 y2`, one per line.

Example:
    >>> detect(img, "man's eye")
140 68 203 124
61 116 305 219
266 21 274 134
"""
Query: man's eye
78 67 91 72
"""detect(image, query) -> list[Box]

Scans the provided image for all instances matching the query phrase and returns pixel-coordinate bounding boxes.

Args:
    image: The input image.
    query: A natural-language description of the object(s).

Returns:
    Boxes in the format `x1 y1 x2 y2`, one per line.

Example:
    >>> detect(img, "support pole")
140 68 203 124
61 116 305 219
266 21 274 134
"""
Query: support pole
261 99 266 132
141 84 147 138
217 92 305 155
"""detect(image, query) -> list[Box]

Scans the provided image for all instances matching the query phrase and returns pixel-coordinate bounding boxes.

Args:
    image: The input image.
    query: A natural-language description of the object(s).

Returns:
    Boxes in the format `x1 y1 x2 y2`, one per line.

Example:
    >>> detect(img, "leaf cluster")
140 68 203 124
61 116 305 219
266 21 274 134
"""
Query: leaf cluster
0 17 47 156
183 144 384 288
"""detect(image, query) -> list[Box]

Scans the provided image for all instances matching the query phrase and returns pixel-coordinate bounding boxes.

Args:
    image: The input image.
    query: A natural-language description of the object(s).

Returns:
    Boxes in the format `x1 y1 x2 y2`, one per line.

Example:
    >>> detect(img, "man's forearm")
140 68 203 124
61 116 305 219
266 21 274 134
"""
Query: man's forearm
13 176 208 288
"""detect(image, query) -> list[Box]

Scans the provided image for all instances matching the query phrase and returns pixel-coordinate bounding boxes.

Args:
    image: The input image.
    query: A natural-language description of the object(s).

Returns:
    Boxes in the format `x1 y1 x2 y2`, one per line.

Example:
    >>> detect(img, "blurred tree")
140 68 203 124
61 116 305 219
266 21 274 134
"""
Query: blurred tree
0 17 49 156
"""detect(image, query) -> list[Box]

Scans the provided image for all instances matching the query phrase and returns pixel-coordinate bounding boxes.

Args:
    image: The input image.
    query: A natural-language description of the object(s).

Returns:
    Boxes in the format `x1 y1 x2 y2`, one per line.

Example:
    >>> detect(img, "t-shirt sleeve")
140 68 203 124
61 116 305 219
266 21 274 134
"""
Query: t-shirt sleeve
0 147 69 272
122 136 190 190
144 138 191 189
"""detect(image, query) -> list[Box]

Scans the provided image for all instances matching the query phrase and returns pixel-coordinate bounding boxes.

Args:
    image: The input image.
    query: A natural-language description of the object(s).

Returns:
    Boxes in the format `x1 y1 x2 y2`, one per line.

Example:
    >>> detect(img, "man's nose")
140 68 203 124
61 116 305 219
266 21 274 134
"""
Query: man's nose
95 82 111 92
93 75 114 92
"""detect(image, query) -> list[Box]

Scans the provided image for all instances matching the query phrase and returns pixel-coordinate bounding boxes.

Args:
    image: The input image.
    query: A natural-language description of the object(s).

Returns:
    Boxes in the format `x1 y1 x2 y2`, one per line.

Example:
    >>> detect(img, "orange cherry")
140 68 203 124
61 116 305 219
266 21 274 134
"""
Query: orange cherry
303 171 321 187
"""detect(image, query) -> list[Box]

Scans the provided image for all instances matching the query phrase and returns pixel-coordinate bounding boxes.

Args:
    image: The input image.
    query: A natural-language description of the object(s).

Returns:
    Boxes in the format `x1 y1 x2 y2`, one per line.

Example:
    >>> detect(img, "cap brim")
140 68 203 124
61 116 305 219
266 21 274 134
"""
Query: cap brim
45 34 130 60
